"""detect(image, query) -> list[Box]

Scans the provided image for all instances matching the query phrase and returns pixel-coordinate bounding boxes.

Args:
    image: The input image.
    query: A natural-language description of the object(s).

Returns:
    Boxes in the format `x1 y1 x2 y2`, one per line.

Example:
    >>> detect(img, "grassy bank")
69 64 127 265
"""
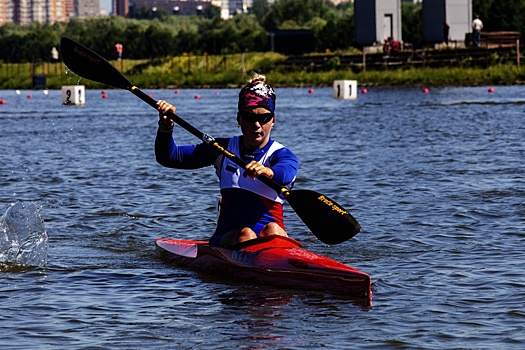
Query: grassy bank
1 51 525 89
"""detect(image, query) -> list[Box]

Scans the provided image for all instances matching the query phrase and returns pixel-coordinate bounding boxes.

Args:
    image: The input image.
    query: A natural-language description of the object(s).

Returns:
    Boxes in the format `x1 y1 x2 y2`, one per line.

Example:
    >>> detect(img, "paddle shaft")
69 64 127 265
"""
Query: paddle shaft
130 87 288 197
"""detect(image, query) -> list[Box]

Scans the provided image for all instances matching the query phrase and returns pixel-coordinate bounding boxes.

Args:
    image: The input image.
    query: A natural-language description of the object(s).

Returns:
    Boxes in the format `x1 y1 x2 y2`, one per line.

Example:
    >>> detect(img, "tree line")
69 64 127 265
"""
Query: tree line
0 0 522 63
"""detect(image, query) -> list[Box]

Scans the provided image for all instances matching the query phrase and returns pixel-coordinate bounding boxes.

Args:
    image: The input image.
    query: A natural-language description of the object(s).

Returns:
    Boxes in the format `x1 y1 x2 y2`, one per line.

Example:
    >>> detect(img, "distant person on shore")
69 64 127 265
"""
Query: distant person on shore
443 22 450 45
115 43 123 60
383 38 390 57
389 37 400 54
383 37 400 58
471 15 483 47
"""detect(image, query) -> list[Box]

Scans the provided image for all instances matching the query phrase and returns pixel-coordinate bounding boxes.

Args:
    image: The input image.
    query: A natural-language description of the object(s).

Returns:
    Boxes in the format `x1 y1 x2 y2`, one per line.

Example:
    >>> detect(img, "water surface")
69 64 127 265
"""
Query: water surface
1 86 524 349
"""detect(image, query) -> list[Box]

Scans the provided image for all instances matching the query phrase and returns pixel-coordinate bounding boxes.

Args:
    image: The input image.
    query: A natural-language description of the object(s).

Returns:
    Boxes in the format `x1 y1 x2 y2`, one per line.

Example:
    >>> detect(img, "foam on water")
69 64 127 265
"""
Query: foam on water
0 202 48 269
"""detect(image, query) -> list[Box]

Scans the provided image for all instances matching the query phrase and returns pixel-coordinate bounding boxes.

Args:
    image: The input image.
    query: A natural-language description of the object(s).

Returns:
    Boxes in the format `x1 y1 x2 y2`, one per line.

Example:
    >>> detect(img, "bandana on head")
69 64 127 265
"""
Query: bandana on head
238 76 276 113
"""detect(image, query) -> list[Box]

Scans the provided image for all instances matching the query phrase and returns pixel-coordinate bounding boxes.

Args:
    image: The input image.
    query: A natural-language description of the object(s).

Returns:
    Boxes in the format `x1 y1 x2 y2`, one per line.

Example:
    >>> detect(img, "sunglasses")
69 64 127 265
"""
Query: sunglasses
238 111 274 125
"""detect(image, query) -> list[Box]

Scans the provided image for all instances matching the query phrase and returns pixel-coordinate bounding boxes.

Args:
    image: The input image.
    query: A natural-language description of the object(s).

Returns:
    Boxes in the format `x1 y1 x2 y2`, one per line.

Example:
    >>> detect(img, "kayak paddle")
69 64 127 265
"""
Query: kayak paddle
59 37 361 244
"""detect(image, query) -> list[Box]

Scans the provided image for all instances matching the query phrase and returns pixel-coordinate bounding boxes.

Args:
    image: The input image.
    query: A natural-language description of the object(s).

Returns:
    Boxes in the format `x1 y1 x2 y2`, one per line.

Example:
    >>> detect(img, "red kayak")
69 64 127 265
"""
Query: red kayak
155 235 372 305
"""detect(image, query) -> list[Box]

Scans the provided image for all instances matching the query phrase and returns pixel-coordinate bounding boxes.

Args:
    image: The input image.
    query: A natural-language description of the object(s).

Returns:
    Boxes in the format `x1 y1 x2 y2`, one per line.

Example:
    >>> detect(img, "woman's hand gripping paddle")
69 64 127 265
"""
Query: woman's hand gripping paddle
59 37 361 244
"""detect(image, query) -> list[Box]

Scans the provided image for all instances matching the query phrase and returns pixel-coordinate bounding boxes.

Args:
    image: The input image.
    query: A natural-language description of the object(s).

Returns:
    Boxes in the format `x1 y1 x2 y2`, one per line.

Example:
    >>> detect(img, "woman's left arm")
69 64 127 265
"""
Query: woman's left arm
269 148 299 186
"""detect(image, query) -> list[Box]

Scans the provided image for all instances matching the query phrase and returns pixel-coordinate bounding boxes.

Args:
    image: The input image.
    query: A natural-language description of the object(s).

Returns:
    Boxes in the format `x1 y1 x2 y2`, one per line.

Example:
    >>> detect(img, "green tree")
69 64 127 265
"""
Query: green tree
215 15 268 53
317 8 354 51
472 0 525 33
262 0 335 31
251 0 270 22
401 2 423 48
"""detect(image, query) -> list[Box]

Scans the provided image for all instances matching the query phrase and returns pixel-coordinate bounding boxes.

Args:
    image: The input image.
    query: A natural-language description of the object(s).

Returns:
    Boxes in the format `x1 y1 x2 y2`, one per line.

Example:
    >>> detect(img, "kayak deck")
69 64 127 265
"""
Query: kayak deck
155 235 372 305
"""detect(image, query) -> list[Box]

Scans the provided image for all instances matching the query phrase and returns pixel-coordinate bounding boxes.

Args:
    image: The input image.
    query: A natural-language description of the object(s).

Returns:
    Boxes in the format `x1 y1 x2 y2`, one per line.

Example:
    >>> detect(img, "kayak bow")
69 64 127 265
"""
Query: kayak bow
155 235 372 305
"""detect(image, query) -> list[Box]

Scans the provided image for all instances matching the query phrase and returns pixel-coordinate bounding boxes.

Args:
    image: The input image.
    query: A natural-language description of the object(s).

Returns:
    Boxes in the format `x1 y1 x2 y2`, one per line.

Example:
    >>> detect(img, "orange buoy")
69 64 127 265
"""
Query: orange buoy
422 88 429 94
308 89 314 94
195 94 201 99
0 100 6 105
488 87 495 93
361 88 368 94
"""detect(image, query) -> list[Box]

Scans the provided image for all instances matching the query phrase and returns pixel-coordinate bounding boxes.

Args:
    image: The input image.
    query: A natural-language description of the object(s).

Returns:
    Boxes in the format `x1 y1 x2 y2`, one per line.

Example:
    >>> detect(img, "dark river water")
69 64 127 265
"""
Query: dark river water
1 85 524 349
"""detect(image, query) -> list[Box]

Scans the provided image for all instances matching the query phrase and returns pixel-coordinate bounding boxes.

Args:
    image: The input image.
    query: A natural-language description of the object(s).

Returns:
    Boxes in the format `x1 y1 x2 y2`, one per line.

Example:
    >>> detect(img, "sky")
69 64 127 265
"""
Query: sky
100 0 112 14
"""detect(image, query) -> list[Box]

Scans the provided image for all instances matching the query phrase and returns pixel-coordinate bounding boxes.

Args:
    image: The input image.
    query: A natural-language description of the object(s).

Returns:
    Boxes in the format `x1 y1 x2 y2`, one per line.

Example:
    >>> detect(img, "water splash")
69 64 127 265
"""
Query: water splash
0 202 48 270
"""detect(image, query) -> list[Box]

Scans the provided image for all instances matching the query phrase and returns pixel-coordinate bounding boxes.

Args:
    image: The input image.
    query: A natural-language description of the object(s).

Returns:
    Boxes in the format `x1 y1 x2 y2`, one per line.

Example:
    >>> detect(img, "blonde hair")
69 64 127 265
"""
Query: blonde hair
248 72 267 85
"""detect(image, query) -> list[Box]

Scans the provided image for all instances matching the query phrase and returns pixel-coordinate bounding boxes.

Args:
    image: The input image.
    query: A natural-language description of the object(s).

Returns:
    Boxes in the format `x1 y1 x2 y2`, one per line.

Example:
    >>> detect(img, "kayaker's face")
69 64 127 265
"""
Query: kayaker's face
238 107 275 150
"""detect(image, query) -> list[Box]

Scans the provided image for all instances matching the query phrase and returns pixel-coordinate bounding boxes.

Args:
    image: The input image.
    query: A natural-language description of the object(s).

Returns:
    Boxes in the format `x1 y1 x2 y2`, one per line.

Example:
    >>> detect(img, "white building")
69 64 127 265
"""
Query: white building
354 0 402 47
423 0 472 45
0 0 68 24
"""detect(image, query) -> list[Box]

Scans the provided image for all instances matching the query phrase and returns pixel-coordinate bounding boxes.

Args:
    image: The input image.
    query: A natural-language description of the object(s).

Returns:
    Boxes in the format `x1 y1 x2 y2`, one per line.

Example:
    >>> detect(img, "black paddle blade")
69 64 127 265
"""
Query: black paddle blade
286 190 360 244
60 37 132 90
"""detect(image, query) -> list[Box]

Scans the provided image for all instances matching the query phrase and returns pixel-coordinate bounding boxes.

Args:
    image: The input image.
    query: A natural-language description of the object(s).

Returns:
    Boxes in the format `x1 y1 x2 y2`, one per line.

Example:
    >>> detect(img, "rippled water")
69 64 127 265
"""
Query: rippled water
1 86 524 349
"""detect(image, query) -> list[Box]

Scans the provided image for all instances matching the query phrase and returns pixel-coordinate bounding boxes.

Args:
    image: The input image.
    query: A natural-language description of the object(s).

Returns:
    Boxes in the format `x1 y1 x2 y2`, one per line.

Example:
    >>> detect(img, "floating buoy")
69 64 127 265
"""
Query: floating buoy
0 100 6 105
215 91 220 95
174 90 180 94
27 94 33 99
43 89 49 95
361 88 368 94
422 88 429 94
148 94 153 98
102 94 108 99
101 90 106 94
308 88 314 94
16 90 21 95
195 94 201 99
488 87 495 93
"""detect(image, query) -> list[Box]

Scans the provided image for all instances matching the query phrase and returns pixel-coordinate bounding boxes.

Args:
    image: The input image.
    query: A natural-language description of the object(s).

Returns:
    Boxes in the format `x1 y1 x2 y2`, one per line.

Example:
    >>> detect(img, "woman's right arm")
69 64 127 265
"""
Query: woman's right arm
155 100 225 169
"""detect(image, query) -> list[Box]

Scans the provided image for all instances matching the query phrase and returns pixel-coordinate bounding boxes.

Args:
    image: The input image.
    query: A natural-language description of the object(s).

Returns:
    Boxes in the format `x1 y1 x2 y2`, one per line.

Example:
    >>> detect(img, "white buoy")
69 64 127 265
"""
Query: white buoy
333 80 357 100
61 85 85 105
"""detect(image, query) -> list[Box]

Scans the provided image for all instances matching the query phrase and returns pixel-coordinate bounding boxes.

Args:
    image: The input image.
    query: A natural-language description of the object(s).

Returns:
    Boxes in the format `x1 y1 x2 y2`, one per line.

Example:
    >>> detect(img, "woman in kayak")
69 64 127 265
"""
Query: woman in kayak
155 74 299 247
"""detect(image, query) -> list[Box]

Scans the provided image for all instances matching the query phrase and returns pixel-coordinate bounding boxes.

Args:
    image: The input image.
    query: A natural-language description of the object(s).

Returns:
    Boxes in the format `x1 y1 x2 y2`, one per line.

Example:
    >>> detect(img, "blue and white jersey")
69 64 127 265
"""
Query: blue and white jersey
211 136 297 245
215 136 288 203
